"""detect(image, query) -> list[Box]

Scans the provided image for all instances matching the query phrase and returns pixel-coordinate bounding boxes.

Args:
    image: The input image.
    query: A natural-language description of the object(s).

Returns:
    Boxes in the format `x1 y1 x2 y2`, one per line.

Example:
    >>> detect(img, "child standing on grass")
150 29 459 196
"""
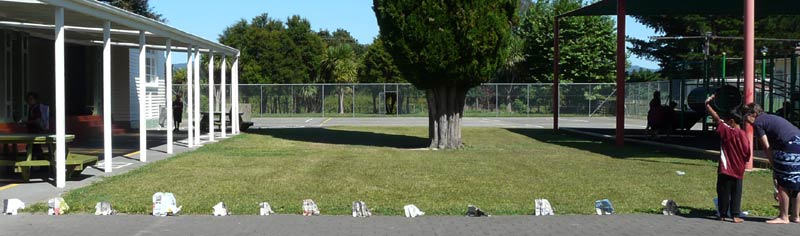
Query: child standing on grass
706 95 750 223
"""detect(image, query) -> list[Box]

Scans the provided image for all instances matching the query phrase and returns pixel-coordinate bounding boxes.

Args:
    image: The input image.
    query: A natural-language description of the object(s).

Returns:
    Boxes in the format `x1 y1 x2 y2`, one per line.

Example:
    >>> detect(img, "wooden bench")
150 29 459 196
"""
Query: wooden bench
0 134 96 181
65 154 98 177
0 154 98 181
0 159 50 181
201 112 254 132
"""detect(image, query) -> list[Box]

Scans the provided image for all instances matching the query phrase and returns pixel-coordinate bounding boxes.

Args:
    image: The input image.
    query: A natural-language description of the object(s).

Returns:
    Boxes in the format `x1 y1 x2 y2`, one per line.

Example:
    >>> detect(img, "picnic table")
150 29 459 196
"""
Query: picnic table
0 134 97 181
200 112 253 132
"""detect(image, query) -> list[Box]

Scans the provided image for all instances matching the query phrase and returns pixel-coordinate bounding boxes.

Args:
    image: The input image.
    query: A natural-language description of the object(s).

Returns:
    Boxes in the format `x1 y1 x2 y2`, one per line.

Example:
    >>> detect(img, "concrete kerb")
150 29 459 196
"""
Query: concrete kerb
558 128 771 168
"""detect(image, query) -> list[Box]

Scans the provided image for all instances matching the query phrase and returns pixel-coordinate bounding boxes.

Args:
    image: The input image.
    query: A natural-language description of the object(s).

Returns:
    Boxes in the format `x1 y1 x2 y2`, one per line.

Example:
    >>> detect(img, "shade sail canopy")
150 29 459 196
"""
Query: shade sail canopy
561 0 800 17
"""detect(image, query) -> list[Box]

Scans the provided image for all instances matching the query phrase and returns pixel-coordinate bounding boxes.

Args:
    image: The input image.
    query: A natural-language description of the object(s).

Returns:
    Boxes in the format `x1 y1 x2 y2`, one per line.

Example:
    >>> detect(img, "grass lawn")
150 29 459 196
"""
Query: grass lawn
56 127 778 216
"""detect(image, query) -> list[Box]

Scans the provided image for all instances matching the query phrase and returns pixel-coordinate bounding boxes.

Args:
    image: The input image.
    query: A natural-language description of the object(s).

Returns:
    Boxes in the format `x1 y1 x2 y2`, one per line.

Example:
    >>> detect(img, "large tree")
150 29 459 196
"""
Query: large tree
102 0 165 22
517 0 616 83
218 14 310 84
374 0 517 149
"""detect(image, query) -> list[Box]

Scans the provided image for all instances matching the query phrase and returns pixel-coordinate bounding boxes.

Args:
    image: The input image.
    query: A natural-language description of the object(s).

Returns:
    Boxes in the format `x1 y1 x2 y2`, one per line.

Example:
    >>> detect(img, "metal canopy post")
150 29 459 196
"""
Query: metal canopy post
552 16 561 132
744 0 755 169
615 0 626 146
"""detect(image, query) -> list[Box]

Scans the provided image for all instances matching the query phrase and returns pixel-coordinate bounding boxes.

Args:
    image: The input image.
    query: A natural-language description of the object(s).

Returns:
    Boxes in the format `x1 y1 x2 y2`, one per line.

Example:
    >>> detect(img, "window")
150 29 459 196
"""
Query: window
145 55 156 83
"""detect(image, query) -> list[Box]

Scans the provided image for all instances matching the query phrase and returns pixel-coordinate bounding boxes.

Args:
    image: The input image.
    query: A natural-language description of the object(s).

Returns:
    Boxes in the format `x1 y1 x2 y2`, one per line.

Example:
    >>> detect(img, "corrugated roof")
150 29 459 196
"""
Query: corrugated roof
560 0 800 17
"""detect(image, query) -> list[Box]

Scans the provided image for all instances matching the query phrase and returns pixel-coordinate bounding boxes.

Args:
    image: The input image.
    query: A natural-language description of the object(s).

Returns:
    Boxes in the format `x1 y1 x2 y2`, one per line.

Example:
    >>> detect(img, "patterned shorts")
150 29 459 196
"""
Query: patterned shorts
773 136 800 191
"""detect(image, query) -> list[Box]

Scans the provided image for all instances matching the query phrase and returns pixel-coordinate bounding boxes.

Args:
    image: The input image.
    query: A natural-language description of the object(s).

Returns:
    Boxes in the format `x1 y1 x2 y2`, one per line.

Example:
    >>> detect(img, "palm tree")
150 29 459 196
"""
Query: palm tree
319 45 358 113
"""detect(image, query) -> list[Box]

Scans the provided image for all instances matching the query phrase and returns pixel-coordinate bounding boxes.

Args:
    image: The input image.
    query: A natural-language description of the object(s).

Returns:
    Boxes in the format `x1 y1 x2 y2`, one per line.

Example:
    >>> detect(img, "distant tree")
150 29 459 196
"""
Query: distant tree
358 38 405 113
630 15 800 79
172 68 186 84
374 0 517 149
517 0 616 83
218 14 306 84
628 69 664 82
287 15 326 82
320 44 358 113
358 39 403 84
102 0 165 22
319 29 367 58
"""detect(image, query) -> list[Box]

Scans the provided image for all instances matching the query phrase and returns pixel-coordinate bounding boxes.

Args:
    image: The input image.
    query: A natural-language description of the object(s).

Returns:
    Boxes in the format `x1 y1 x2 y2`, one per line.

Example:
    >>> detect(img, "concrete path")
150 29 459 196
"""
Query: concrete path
0 131 226 204
1 214 798 236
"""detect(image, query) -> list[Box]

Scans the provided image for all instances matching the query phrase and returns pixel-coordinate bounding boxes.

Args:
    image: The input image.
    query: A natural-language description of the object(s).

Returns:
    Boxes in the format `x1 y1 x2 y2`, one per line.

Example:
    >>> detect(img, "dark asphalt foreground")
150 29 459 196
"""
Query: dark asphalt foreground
1 215 799 236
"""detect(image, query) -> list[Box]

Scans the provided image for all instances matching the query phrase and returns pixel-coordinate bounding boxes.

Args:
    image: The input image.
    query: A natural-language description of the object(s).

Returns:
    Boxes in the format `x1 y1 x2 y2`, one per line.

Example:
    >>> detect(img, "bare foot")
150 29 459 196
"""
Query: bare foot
791 217 800 223
766 217 790 224
732 217 744 223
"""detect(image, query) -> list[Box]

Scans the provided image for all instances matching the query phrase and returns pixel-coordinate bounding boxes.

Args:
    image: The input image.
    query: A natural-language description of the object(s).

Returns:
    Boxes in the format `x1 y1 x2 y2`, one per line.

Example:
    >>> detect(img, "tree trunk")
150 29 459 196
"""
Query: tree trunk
338 92 345 114
426 86 468 149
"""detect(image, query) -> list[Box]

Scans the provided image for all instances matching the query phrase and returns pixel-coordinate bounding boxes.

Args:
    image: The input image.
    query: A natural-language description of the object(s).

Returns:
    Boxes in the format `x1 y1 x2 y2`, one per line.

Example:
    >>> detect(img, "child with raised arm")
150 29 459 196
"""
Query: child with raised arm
706 95 750 223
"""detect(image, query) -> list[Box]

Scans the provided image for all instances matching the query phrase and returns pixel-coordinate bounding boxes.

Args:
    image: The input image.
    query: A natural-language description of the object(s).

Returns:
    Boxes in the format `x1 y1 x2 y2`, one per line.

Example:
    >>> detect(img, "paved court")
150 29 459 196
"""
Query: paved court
252 116 651 129
1 214 798 236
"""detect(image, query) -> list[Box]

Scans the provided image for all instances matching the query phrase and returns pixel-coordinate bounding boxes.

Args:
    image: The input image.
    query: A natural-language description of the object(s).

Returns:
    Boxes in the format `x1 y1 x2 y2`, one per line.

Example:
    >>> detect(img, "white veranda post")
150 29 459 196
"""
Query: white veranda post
233 55 240 134
208 52 214 141
186 47 194 147
165 39 173 154
138 31 147 162
54 7 66 188
221 56 227 138
102 21 112 172
194 47 201 144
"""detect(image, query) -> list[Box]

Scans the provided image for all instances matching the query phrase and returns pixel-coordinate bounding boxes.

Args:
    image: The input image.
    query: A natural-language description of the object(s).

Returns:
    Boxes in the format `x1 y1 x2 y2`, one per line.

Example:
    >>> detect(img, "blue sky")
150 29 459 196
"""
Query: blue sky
152 0 660 69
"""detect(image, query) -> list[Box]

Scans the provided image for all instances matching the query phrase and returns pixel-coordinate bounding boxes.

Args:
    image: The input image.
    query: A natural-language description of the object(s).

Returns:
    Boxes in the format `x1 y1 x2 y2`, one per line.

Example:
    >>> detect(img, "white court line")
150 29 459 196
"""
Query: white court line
304 119 313 123
558 119 589 123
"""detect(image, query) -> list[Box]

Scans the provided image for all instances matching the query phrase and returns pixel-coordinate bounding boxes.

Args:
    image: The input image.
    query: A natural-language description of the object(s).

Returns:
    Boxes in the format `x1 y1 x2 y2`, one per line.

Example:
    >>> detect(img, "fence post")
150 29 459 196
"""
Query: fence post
386 84 389 117
396 84 400 118
291 84 295 117
259 85 263 117
352 84 356 118
495 84 499 117
587 84 594 116
321 84 325 117
526 84 530 117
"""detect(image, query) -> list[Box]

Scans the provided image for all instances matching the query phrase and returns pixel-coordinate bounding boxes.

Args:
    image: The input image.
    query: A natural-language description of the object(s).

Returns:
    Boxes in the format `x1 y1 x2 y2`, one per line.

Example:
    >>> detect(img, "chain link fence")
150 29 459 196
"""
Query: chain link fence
172 82 679 119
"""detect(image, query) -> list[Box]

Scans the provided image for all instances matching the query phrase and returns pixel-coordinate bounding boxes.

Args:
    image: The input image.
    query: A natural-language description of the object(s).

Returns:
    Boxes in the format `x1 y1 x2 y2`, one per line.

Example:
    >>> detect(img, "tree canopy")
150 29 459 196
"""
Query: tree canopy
374 0 517 89
516 0 616 83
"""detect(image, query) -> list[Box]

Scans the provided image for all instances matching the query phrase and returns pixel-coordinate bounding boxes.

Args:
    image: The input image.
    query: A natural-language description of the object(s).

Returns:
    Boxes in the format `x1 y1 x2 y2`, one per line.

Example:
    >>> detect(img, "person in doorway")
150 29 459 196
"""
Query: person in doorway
173 94 184 131
25 92 47 134
706 95 750 223
24 92 48 158
743 103 800 224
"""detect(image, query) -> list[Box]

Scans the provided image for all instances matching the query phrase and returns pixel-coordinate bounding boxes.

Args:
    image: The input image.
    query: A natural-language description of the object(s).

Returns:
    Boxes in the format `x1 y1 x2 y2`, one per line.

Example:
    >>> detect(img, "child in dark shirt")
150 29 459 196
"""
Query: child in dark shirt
706 95 751 223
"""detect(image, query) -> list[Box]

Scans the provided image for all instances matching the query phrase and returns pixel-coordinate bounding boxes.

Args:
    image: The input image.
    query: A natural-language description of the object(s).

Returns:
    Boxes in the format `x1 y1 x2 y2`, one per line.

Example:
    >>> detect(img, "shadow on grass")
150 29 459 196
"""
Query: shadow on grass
248 128 429 149
676 206 770 222
506 128 705 161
